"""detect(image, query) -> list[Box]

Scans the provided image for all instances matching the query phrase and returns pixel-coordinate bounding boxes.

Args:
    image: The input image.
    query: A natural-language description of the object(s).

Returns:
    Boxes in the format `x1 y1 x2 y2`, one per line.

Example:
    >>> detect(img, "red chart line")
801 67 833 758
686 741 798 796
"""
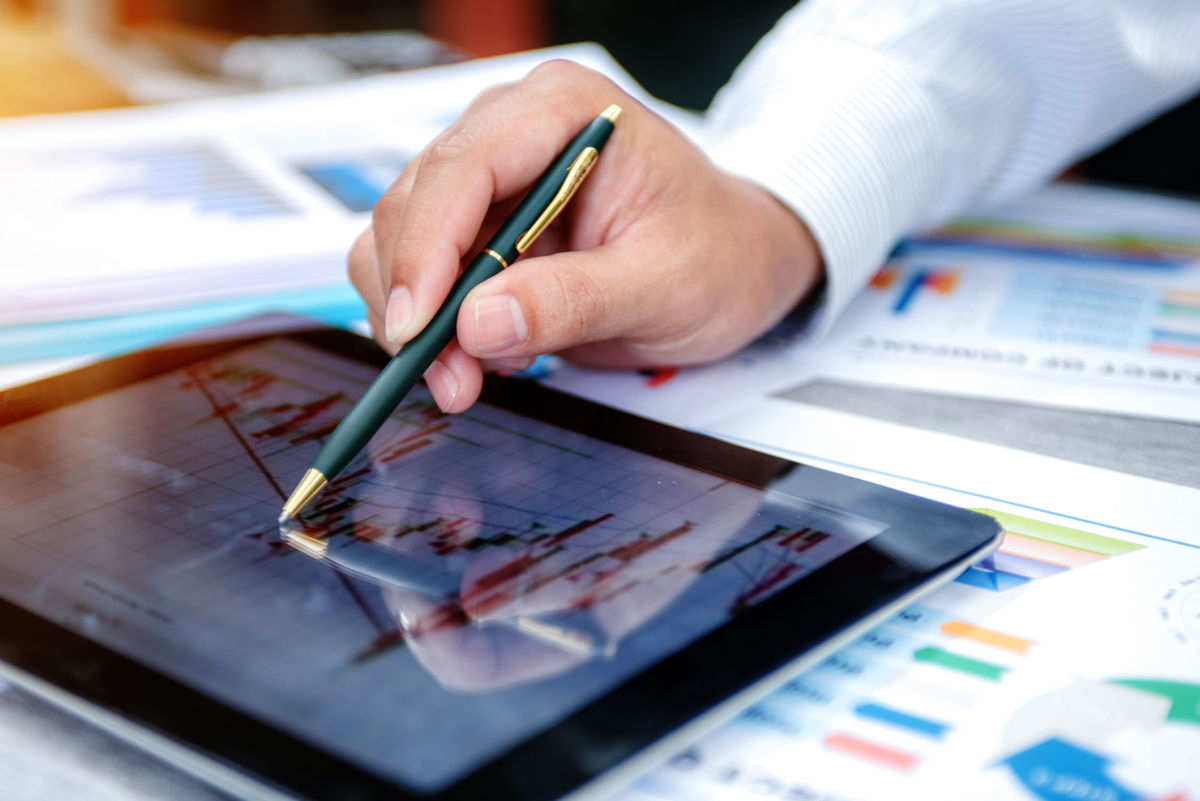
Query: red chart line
187 367 287 500
187 367 392 637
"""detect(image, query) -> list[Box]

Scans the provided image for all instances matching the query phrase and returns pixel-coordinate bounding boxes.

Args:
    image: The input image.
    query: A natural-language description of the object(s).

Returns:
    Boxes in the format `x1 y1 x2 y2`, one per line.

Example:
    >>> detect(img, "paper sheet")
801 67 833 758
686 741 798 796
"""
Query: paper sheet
603 420 1200 800
811 183 1200 423
549 183 1200 427
0 43 698 363
547 309 1200 800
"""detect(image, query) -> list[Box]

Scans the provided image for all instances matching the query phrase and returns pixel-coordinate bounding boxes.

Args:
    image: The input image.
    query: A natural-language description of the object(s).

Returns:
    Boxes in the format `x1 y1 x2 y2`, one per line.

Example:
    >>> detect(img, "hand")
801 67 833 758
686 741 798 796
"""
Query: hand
348 59 824 413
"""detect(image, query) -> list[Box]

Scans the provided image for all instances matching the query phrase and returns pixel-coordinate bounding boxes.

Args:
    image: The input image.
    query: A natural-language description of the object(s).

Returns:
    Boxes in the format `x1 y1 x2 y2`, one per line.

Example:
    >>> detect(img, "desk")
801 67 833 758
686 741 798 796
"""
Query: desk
0 9 128 117
0 28 1198 801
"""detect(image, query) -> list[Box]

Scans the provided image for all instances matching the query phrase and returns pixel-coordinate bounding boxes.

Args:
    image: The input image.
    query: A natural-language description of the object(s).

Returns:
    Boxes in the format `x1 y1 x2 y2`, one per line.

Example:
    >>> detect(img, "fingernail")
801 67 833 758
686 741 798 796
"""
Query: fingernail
472 293 528 356
424 359 459 411
485 356 535 372
385 285 413 342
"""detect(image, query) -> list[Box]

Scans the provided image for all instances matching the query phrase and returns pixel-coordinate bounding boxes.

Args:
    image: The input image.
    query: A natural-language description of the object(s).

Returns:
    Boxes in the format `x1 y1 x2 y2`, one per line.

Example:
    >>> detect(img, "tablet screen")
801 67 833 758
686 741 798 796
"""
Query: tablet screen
0 337 887 793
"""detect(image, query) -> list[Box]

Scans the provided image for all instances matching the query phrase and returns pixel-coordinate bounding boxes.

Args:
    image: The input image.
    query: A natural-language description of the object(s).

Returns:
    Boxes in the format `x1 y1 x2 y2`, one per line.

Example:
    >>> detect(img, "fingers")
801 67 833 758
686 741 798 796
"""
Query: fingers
373 61 630 346
455 240 669 361
423 340 483 414
348 225 384 315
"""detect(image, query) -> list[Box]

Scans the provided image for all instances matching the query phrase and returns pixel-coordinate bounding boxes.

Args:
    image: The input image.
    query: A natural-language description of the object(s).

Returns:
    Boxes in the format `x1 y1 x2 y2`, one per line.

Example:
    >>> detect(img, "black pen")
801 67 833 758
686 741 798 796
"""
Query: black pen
280 104 622 521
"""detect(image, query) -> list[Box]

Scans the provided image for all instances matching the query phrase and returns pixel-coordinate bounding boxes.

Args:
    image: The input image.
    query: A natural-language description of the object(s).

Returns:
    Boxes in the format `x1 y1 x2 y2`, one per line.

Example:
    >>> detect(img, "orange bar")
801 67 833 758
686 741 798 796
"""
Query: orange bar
822 733 920 772
940 621 1034 654
1162 289 1200 306
999 532 1108 568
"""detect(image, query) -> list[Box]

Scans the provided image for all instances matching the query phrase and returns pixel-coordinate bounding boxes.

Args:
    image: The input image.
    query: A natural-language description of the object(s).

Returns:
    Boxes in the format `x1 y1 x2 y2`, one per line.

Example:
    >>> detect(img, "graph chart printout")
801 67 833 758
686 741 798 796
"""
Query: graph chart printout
619 495 1200 801
0 338 880 792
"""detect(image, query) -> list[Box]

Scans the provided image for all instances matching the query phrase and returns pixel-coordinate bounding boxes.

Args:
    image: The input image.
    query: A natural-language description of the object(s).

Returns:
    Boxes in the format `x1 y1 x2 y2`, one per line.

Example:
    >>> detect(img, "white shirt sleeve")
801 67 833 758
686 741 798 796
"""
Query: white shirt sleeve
704 0 1200 327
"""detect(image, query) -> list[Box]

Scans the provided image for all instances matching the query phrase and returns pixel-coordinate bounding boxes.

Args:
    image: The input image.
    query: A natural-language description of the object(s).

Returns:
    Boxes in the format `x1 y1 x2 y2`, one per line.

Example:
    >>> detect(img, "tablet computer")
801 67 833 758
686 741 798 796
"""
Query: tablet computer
0 326 1000 801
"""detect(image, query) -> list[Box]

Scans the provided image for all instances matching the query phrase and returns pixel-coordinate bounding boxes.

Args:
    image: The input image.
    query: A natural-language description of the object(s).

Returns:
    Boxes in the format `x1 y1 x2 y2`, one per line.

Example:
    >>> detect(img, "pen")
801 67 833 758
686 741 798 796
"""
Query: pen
280 103 622 521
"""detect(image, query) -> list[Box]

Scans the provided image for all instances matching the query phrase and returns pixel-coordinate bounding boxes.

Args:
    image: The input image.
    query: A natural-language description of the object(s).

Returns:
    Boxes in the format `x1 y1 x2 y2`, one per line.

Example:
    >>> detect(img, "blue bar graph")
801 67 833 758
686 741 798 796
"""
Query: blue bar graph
854 703 949 739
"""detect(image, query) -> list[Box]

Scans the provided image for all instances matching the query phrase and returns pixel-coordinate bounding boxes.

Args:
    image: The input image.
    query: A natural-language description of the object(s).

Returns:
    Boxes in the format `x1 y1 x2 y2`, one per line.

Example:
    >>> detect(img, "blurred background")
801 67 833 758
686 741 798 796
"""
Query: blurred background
0 0 1196 194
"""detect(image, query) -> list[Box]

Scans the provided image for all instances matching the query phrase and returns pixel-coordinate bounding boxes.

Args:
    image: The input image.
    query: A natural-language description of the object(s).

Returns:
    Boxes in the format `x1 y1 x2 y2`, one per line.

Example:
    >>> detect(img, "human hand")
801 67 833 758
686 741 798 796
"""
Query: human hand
348 60 824 413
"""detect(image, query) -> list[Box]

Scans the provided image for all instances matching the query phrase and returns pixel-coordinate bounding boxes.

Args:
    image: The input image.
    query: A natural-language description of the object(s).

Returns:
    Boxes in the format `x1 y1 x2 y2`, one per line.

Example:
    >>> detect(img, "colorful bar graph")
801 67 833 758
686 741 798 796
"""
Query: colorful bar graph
727 606 1038 781
889 267 961 313
822 733 920 772
956 509 1143 592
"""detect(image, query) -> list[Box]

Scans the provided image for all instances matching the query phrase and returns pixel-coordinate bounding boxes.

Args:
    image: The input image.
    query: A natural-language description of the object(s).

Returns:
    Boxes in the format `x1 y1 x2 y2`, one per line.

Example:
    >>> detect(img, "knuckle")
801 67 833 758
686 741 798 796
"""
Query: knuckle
527 59 585 85
422 126 478 171
371 189 404 230
549 265 607 342
465 82 513 113
346 232 375 286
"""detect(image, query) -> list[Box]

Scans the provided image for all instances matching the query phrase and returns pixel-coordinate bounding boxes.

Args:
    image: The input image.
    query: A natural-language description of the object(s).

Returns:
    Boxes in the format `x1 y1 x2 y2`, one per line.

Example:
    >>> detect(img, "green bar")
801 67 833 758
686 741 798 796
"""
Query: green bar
913 647 1008 682
1160 303 1200 317
970 509 1143 556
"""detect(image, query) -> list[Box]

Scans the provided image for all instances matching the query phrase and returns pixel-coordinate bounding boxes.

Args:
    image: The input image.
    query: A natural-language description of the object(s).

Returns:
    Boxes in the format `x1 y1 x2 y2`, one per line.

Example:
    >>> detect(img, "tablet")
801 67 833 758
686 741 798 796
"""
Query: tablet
0 327 1000 801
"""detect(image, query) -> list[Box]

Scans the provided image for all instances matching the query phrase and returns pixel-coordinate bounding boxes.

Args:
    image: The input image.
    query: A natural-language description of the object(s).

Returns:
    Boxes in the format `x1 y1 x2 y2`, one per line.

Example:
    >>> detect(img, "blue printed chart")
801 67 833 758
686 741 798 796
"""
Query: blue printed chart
70 142 300 220
293 150 412 213
812 187 1200 423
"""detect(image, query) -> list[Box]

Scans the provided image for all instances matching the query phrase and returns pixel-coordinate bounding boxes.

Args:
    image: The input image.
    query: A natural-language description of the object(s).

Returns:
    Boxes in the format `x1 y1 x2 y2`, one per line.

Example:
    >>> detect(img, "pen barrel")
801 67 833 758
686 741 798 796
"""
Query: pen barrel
483 113 615 265
309 108 617 483
311 251 503 478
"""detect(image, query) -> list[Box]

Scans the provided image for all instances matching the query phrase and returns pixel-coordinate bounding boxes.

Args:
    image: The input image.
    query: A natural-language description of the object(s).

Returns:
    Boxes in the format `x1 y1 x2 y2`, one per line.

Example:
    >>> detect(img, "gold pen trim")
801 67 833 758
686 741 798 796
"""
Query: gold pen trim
280 467 327 521
600 104 622 123
482 248 509 268
515 146 599 254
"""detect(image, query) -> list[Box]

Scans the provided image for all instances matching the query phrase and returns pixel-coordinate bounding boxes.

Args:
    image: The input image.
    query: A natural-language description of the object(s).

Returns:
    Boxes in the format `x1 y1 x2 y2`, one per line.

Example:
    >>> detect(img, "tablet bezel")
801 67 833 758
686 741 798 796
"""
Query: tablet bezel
0 327 1002 801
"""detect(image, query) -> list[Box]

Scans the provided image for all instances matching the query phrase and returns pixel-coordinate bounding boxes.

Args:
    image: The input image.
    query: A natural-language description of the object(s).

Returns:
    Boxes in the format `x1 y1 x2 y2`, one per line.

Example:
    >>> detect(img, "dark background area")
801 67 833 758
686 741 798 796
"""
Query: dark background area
158 0 1200 198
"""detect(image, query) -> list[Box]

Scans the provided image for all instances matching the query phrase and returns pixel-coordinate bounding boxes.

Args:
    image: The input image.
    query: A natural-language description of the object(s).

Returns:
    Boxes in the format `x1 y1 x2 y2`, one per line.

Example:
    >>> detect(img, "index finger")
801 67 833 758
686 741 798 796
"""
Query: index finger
374 60 632 345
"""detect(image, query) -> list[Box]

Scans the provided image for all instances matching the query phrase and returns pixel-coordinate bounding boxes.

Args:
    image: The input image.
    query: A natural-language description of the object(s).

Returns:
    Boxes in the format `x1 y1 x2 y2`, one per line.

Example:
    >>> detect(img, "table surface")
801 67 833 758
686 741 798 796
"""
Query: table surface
2 16 1197 799
0 9 128 118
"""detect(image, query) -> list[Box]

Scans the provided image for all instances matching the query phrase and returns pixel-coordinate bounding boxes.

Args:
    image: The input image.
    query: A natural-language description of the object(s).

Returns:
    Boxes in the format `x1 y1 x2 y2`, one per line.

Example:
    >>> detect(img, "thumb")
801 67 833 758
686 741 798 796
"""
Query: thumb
456 242 658 361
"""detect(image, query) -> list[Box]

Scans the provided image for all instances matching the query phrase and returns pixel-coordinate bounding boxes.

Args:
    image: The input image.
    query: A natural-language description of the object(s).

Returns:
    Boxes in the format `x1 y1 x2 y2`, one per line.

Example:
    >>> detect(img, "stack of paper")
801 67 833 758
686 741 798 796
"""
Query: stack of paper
0 43 696 378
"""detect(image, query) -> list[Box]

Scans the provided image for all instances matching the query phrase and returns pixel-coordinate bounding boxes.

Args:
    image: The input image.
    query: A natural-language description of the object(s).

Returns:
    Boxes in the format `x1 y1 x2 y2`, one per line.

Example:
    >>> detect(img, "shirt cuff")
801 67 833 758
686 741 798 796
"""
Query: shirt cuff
703 36 944 333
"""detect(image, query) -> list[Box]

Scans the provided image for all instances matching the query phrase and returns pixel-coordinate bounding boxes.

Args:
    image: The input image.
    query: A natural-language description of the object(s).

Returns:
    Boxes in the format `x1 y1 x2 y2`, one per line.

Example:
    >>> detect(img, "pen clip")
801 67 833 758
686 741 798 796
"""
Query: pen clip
515 146 599 254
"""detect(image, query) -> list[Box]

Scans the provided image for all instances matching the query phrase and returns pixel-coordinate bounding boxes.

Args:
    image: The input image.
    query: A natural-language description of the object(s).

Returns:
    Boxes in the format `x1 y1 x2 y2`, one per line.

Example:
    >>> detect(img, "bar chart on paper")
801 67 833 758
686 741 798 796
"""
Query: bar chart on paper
632 603 1038 800
70 141 301 220
811 189 1200 424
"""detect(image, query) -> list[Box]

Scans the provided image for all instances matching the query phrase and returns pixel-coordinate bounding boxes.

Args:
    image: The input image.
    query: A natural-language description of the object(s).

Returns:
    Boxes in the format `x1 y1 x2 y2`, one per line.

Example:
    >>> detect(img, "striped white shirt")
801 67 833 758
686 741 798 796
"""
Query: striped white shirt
704 0 1200 326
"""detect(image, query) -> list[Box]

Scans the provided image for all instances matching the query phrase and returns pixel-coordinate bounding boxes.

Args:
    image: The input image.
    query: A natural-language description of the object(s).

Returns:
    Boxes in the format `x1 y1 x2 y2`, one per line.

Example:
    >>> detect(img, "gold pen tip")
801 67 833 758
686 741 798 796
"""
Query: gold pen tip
280 468 328 521
600 104 622 123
